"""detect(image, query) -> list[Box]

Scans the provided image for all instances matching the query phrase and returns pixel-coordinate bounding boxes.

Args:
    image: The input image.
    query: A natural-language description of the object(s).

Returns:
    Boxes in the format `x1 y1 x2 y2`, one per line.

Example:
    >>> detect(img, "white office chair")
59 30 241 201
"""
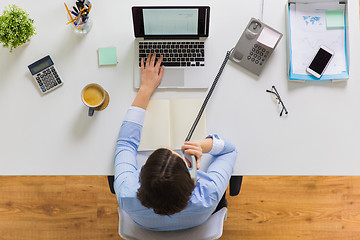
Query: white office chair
117 207 228 240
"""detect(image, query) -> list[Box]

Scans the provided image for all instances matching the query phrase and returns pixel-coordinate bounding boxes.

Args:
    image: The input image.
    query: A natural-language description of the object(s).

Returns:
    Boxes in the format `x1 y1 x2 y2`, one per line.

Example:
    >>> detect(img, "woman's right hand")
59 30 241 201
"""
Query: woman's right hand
132 52 164 109
140 52 164 94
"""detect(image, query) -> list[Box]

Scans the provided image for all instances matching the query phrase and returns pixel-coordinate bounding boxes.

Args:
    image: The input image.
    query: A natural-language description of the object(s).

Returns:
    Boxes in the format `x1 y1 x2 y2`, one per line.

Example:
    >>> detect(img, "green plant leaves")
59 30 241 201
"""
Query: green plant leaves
0 4 36 52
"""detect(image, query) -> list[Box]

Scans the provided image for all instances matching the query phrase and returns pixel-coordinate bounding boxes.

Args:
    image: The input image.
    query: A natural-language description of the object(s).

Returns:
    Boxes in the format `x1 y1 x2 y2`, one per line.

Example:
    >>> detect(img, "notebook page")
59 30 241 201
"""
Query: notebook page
138 100 171 151
169 99 207 149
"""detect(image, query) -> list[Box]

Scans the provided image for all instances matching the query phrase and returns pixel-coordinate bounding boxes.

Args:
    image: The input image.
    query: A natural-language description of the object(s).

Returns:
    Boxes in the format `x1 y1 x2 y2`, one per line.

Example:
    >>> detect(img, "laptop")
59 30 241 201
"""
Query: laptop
132 6 210 88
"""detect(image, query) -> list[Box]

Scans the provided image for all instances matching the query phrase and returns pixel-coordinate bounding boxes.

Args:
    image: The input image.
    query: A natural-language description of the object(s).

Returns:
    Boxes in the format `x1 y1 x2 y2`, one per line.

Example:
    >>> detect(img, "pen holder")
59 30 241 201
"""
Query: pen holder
73 16 92 34
65 1 92 34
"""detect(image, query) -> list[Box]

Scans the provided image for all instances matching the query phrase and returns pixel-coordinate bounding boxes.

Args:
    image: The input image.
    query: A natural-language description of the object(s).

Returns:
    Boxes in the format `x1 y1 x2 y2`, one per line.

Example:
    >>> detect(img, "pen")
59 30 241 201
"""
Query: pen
76 1 84 12
78 6 87 22
71 11 78 17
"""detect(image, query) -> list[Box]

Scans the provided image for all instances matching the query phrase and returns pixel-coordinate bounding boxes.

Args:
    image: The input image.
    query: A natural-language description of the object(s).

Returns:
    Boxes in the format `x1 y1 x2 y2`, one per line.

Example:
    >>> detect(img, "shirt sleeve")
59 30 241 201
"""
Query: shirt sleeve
204 134 238 201
114 106 146 198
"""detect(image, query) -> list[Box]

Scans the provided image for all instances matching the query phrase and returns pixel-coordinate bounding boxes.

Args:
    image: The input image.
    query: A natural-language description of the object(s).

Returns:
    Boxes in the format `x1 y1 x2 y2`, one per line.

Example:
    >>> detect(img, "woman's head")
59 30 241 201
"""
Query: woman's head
137 148 195 216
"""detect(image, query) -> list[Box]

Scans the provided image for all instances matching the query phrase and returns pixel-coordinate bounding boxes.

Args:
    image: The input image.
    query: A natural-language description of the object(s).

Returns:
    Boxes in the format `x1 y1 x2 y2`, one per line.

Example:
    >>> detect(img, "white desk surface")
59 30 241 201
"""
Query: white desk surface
0 0 359 175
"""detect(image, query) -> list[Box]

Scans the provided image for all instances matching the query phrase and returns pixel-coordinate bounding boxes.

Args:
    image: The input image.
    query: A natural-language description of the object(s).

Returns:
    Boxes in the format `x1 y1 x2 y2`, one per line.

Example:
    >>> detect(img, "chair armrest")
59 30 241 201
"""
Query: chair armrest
108 175 115 194
229 176 243 196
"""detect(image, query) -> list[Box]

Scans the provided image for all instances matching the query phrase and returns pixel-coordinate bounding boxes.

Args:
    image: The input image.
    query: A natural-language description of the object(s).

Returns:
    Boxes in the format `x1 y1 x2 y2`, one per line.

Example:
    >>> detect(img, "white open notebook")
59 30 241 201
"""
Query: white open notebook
138 99 207 151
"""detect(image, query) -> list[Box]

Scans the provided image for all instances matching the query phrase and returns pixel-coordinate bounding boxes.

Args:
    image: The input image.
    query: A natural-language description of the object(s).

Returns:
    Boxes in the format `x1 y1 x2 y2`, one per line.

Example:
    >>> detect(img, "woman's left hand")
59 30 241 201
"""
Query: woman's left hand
181 141 203 170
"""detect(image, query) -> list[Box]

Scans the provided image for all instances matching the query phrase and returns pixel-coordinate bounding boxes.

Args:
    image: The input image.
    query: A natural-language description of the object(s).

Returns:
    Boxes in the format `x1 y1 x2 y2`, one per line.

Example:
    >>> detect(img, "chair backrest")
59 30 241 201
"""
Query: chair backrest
118 207 228 240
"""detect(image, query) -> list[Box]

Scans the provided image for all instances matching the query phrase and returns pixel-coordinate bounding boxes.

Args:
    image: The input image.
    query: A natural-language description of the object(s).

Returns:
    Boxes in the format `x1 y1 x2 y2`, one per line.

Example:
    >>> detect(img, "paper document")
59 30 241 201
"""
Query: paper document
138 99 207 151
289 2 347 77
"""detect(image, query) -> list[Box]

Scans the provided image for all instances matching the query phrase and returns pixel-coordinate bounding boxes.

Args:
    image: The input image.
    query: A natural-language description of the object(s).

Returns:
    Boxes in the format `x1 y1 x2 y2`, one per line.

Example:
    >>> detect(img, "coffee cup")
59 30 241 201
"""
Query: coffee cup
81 83 105 116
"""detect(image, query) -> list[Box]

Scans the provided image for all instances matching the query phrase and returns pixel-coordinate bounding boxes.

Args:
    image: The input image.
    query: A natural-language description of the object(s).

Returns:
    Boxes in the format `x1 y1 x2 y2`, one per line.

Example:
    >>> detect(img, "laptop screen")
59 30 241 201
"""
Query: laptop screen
132 6 210 39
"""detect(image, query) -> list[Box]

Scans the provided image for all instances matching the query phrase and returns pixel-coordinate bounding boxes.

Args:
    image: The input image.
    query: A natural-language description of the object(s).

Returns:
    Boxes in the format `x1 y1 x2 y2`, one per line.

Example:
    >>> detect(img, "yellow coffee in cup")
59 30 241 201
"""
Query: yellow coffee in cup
83 85 104 106
81 83 105 116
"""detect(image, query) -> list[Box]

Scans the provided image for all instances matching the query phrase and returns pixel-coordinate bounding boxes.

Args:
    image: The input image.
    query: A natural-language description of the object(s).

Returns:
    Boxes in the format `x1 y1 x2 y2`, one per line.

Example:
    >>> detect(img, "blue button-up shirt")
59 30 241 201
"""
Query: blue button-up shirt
114 106 238 231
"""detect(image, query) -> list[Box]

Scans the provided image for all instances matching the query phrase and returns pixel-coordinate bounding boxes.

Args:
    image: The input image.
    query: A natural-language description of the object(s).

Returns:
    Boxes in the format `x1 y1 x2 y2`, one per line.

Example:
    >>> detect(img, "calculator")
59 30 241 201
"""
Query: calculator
28 55 63 94
229 18 283 76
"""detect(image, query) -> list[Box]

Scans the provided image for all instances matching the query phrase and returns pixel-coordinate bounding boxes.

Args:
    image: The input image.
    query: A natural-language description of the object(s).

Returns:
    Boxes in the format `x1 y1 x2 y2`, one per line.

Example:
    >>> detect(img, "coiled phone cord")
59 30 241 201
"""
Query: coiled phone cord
185 48 234 142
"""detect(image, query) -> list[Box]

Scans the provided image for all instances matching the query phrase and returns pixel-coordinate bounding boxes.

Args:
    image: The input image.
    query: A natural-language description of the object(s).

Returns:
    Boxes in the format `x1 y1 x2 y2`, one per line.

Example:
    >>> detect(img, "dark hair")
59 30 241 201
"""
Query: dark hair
137 148 195 216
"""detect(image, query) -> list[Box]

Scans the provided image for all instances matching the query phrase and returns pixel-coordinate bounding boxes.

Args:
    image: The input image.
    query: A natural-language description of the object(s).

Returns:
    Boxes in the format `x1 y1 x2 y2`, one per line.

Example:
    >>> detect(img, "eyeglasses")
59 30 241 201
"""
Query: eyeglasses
266 86 288 116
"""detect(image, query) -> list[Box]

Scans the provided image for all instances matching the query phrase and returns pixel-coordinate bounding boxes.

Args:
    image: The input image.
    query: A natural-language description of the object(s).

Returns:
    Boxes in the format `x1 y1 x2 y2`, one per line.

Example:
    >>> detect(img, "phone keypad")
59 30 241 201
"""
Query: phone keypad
247 44 269 66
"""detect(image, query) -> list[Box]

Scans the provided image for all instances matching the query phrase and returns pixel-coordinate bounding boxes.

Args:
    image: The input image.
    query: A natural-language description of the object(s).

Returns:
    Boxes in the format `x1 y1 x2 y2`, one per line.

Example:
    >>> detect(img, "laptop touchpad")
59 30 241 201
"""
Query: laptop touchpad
159 69 184 88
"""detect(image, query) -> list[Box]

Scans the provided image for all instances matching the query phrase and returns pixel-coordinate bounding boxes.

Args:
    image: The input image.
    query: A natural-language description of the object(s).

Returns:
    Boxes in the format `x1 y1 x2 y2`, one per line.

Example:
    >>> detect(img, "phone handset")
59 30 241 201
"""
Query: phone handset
245 20 262 39
182 150 197 184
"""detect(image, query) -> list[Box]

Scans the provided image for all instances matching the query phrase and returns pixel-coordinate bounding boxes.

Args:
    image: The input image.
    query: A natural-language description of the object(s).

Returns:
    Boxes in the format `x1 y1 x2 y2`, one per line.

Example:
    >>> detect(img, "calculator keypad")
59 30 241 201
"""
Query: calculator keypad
247 44 269 66
35 66 62 93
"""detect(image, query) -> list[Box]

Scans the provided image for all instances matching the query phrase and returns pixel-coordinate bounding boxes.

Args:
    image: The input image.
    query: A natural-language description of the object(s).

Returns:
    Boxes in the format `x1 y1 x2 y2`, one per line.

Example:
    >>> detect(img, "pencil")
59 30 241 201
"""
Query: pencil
67 16 78 25
64 3 74 22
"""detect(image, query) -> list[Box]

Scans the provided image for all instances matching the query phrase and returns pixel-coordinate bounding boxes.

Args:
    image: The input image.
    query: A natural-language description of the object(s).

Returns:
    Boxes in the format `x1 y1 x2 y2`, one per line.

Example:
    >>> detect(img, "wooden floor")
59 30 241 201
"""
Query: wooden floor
0 176 360 240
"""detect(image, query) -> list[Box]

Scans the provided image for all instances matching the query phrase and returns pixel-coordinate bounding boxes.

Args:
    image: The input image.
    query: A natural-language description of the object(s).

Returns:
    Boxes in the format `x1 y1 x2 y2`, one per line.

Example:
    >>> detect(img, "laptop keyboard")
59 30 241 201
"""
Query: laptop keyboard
139 41 205 67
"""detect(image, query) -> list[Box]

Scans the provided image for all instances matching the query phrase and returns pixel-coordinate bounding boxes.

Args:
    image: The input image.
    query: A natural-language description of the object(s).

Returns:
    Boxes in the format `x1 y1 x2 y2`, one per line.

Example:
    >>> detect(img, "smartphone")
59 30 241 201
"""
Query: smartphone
306 45 334 78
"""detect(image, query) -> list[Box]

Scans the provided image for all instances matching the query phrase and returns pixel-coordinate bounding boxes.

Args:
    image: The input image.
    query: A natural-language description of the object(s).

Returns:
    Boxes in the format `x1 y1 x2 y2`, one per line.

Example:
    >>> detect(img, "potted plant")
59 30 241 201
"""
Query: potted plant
0 4 36 52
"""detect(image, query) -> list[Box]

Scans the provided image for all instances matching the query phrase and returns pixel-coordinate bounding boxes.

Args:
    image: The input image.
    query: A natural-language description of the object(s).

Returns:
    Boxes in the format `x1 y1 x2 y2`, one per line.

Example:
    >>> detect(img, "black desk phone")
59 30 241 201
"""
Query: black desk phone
230 18 283 76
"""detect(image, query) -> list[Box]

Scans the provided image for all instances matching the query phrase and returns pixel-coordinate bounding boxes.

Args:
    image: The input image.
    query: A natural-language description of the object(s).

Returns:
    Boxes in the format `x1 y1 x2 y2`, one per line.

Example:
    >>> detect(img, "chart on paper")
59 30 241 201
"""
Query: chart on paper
289 2 347 76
